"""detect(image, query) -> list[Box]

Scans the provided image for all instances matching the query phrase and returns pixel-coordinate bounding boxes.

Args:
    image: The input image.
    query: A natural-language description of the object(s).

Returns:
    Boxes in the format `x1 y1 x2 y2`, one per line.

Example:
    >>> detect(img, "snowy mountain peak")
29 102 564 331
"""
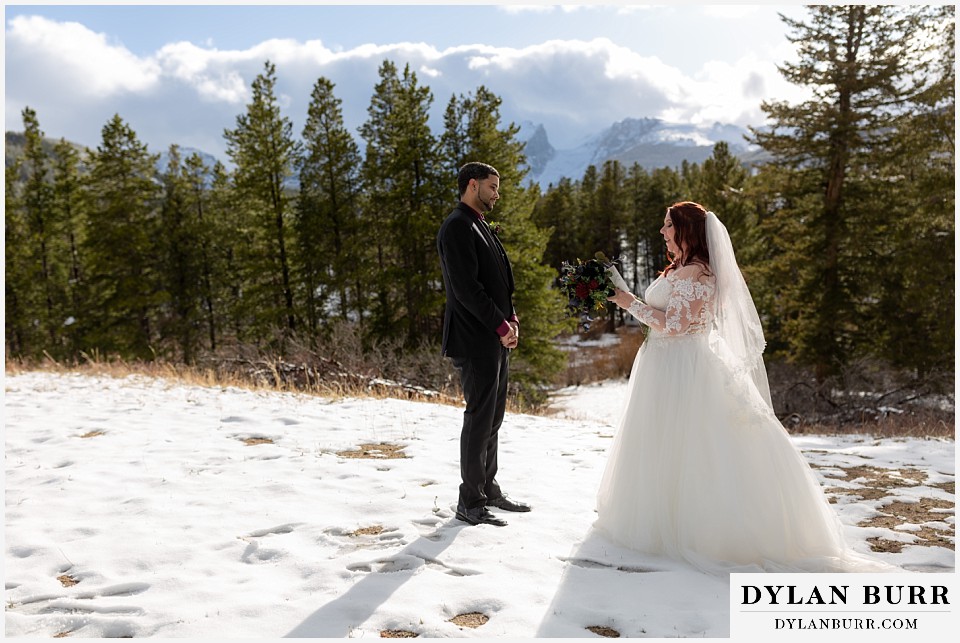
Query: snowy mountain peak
519 117 758 188
518 121 556 177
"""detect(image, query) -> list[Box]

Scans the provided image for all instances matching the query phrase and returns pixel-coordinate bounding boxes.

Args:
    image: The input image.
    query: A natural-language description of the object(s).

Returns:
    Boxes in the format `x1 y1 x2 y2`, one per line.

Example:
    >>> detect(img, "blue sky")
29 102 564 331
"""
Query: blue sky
3 4 802 71
5 3 812 157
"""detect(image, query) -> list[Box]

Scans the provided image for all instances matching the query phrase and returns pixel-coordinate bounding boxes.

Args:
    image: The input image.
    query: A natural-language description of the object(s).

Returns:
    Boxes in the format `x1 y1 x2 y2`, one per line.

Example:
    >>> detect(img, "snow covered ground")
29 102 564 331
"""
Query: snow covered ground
4 371 955 638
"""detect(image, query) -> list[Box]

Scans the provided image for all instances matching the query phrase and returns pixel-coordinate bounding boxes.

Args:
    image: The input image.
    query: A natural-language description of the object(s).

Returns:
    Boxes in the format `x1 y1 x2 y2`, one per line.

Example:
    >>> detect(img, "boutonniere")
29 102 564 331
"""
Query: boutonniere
487 220 502 237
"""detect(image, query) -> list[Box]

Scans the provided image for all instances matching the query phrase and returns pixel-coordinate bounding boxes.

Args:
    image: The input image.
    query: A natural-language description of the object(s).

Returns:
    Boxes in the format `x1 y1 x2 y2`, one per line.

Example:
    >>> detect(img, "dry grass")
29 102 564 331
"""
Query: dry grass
350 525 384 537
7 337 953 438
932 481 955 494
767 357 955 438
5 353 463 407
241 437 274 446
586 626 621 637
380 630 418 638
56 574 78 587
786 409 954 439
820 465 927 501
816 463 955 552
449 612 488 628
861 497 955 553
557 326 645 387
5 353 557 418
554 327 954 438
336 443 407 459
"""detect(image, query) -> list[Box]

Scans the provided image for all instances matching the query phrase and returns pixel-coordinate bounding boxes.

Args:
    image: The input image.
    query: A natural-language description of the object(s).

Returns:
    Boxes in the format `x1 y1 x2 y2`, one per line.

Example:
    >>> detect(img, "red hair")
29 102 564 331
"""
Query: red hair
664 201 710 275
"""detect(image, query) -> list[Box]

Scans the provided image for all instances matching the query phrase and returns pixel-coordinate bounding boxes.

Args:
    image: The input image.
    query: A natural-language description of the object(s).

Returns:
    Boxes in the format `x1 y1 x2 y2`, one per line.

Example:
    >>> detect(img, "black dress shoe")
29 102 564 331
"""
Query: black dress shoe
486 495 531 512
456 505 508 527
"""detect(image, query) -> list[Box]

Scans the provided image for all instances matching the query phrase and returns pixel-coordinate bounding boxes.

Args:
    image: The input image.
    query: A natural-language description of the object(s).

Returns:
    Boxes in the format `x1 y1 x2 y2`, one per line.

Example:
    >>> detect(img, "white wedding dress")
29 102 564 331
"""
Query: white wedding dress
594 265 895 574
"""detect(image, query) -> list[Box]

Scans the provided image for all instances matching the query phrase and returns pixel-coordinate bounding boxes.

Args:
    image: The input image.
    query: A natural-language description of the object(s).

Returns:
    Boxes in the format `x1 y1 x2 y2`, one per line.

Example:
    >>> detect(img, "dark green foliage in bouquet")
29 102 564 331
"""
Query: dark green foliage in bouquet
558 252 618 330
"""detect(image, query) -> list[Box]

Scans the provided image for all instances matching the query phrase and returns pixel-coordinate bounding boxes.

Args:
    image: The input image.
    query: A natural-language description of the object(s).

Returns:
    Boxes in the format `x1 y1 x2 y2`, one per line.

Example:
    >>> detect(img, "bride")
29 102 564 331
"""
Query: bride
596 201 895 574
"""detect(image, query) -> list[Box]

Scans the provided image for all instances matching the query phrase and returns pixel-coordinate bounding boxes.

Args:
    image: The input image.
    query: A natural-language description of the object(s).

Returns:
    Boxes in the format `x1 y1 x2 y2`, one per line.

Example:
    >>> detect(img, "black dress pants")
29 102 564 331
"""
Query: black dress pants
452 346 509 509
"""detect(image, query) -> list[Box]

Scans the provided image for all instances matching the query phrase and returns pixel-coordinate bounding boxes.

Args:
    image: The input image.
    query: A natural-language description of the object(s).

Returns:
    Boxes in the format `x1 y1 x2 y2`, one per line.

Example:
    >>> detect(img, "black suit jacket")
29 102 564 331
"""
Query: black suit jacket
437 202 516 358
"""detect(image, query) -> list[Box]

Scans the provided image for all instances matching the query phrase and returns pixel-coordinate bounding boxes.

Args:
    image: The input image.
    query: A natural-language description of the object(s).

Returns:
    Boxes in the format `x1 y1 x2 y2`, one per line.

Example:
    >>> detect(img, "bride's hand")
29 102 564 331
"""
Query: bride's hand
608 288 637 310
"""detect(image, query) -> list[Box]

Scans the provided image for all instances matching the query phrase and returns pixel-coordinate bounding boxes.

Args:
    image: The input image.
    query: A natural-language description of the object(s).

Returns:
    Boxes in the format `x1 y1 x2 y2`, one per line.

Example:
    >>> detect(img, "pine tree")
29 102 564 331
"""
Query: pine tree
82 114 163 358
679 159 701 198
583 160 628 332
695 142 752 246
296 76 364 338
19 108 60 350
532 176 579 273
440 94 470 183
5 151 31 356
750 5 940 380
359 60 446 345
441 85 567 398
157 145 205 362
575 165 600 259
223 60 300 343
869 5 955 381
635 166 683 284
51 138 88 355
207 161 249 346
741 162 809 358
593 160 628 260
621 163 652 294
181 152 220 353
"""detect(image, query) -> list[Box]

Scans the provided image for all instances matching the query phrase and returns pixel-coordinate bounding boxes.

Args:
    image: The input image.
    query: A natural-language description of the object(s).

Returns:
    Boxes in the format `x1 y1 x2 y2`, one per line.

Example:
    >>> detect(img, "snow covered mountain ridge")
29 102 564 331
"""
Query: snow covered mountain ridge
517 117 764 188
7 117 764 191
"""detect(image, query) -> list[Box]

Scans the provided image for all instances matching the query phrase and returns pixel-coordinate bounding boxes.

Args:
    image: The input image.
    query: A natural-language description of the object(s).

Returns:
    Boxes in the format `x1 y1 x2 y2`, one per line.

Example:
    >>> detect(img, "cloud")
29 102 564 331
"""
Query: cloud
6 15 161 96
5 15 792 157
155 42 250 103
449 38 685 135
496 4 646 16
702 5 764 20
498 4 559 15
613 5 658 15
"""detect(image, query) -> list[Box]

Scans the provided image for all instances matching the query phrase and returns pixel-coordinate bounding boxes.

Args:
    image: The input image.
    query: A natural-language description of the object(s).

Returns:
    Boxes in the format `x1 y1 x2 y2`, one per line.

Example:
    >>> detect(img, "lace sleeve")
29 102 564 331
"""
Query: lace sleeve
626 273 714 335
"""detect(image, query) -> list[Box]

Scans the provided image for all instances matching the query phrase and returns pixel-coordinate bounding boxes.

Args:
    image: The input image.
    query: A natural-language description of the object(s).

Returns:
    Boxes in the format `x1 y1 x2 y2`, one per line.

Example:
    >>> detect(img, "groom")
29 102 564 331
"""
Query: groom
437 162 532 527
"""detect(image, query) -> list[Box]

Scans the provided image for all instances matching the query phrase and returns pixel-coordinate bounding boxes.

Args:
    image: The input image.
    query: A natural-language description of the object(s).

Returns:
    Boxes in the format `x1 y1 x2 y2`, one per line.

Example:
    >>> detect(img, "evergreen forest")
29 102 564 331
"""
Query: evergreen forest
5 6 955 416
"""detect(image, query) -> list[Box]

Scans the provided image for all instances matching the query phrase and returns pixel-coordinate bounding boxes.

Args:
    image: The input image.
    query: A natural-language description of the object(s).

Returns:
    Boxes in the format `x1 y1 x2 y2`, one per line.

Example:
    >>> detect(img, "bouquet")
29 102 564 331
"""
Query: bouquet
559 252 625 330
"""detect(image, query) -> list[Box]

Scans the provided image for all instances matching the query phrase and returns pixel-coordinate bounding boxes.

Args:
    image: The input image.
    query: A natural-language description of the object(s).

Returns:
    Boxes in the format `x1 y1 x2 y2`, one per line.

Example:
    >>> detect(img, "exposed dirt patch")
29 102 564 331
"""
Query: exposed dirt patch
337 443 408 459
860 497 955 552
380 630 418 638
241 437 274 446
449 612 488 628
815 464 955 552
79 430 105 439
53 632 71 638
587 625 621 637
931 481 955 494
866 537 907 553
822 464 926 487
865 531 955 554
56 574 78 587
351 525 384 537
819 465 927 501
872 497 954 525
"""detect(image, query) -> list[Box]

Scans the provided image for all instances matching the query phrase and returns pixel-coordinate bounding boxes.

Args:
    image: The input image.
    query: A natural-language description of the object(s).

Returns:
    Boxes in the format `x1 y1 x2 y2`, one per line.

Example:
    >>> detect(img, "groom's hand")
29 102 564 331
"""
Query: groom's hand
500 323 519 349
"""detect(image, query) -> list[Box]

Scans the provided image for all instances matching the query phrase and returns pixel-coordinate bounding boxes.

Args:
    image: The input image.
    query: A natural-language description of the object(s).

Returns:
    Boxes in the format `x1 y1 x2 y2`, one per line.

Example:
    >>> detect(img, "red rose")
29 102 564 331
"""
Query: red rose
575 283 590 299
589 279 599 290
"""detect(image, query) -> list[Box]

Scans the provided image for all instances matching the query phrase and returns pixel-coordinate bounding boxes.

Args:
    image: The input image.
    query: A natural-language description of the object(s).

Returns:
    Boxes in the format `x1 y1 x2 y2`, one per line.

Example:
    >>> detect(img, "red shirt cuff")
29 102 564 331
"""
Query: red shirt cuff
495 320 511 337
